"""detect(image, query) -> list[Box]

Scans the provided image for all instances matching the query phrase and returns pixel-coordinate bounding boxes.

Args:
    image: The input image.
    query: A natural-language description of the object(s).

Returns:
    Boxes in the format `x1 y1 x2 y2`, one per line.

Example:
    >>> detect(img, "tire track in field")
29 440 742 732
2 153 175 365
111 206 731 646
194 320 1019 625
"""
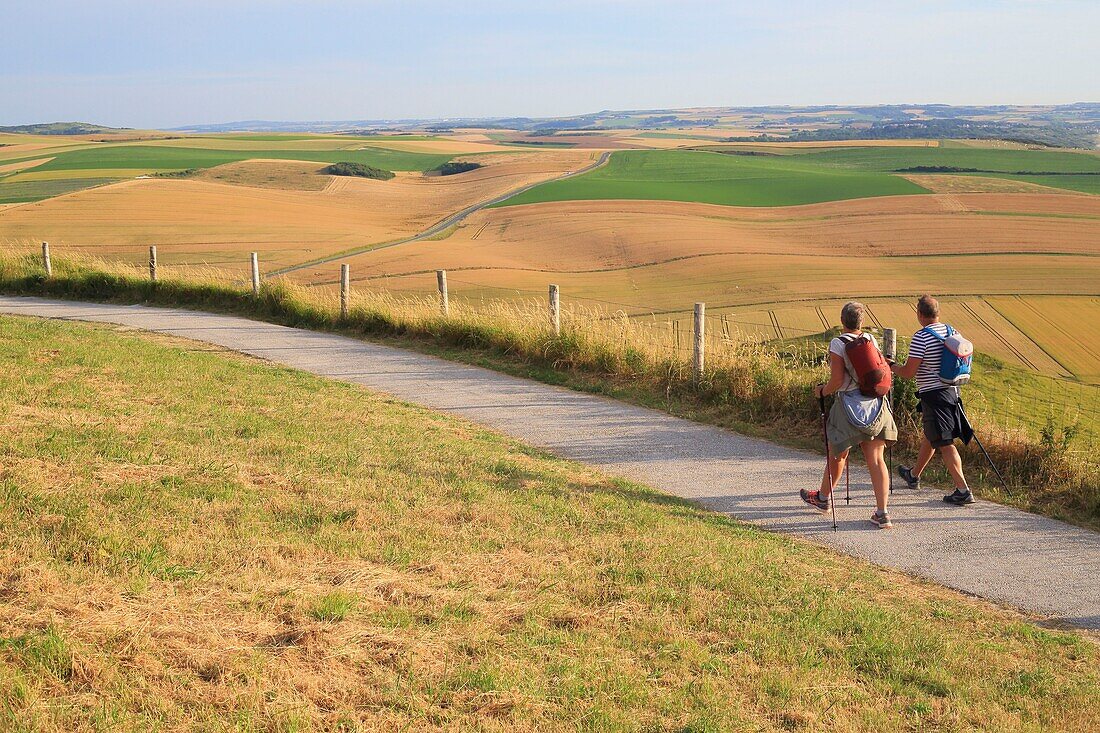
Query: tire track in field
768 311 784 339
958 300 1039 372
863 304 884 330
986 296 1088 377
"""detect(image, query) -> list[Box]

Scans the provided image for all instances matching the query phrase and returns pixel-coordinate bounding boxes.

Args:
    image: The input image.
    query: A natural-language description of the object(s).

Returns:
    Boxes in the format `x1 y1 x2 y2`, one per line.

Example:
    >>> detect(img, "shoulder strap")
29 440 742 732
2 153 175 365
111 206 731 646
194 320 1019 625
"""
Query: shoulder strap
838 332 866 344
921 325 946 343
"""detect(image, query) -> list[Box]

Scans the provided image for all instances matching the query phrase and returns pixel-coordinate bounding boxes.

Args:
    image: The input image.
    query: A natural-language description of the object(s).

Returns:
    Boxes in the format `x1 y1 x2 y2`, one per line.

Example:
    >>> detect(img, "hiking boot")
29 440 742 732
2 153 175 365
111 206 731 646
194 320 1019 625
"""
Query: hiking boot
870 510 893 529
800 489 830 512
898 465 920 490
943 488 976 506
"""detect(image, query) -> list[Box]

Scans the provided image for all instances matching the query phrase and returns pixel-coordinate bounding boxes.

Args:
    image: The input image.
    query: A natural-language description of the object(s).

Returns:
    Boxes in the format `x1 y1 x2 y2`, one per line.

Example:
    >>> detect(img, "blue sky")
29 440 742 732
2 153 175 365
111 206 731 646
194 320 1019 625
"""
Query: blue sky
2 0 1097 128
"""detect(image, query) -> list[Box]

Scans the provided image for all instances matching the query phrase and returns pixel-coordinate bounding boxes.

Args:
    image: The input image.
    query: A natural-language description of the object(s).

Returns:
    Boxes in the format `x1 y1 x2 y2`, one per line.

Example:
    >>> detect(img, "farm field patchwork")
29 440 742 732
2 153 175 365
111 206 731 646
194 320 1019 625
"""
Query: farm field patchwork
0 150 600 274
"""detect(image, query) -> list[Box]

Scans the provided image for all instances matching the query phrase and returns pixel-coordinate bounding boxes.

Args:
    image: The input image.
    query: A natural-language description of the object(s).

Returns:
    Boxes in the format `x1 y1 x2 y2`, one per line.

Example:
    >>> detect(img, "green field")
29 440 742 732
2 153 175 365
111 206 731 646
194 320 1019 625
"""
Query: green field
496 149 929 207
991 174 1100 195
25 144 452 174
2 315 1097 730
499 146 1100 208
0 177 118 204
794 146 1100 174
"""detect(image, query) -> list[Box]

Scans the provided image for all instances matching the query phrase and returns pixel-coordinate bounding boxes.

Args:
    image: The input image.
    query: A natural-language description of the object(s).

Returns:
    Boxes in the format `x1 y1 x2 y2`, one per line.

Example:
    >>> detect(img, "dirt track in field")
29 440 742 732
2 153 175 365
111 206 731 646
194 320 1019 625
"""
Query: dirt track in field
0 150 599 272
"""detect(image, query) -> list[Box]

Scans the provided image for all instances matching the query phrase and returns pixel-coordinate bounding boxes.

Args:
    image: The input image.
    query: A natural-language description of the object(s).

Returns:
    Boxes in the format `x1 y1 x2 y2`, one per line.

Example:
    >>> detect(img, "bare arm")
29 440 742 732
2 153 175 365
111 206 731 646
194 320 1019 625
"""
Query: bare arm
890 355 922 380
816 352 848 398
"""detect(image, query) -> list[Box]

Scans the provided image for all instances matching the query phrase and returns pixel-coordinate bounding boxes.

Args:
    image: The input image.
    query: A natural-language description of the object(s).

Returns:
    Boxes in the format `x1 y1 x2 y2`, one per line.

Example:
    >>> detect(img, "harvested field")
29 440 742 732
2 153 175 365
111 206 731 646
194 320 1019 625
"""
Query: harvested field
192 160 333 191
329 195 1100 279
317 193 1099 381
0 150 599 275
986 295 1100 383
901 174 1073 194
0 157 53 175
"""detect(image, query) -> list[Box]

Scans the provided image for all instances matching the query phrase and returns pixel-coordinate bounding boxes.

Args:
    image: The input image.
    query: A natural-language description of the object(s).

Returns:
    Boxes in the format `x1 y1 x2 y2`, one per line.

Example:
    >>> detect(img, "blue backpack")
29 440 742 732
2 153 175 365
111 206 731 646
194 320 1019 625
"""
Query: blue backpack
922 324 973 386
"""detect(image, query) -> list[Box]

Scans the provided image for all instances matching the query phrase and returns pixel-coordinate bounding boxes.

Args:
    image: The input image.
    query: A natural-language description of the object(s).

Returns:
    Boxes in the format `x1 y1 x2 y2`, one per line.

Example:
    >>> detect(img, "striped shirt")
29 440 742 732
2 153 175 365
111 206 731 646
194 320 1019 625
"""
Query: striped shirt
908 322 950 394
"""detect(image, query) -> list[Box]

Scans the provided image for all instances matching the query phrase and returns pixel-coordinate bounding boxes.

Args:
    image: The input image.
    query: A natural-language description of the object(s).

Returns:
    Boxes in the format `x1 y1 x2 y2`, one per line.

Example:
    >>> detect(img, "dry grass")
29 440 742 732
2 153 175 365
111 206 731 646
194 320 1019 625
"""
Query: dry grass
901 174 1074 194
0 314 1097 731
192 160 334 191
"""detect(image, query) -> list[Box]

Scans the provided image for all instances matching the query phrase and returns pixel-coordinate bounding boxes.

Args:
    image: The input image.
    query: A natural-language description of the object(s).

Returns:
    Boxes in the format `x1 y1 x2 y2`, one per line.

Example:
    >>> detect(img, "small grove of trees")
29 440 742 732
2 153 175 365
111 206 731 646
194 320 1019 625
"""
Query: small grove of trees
324 162 395 180
435 161 482 176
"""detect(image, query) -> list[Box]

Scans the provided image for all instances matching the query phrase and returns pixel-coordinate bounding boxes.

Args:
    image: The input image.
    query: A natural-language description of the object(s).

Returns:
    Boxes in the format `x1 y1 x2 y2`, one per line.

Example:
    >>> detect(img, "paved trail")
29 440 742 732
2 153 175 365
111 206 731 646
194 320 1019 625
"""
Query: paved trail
4 296 1098 630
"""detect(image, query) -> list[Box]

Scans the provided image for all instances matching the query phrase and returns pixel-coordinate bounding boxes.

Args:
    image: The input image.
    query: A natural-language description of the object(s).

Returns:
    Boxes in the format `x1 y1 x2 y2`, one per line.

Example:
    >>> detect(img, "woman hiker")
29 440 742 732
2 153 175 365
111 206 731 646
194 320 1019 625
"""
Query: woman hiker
801 301 898 528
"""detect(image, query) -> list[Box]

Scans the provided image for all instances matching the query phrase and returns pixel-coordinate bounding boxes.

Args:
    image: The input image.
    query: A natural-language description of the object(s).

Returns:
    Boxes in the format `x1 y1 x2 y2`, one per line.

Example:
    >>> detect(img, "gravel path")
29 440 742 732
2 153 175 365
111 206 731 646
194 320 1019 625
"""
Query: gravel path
4 296 1098 630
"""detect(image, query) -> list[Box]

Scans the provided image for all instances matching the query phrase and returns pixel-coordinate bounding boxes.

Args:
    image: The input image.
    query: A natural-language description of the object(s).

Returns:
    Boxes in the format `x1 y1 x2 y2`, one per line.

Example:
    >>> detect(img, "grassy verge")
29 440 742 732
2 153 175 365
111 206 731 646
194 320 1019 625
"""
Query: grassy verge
0 252 1095 531
1 315 1098 731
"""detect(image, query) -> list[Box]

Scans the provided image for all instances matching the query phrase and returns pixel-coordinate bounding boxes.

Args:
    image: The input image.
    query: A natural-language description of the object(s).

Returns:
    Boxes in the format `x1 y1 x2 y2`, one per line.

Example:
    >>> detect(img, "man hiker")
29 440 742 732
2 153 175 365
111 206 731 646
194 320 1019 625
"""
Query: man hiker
801 302 897 528
889 295 976 505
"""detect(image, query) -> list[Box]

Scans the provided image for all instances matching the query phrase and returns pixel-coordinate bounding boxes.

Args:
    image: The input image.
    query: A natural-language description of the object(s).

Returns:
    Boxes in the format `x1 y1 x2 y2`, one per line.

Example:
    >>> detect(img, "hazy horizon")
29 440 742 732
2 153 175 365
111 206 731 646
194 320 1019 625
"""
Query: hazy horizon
3 0 1099 128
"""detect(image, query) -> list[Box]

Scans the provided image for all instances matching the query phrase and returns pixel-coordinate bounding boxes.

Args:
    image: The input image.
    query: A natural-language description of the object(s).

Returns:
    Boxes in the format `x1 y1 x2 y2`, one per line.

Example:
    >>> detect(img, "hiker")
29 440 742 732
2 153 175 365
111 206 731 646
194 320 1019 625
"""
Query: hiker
801 302 897 528
889 295 976 505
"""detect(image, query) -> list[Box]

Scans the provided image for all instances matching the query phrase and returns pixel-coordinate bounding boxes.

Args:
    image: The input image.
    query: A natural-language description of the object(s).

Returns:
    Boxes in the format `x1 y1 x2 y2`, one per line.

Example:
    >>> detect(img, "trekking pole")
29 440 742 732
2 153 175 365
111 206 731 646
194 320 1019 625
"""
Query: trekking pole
819 393 838 532
845 455 851 505
958 395 1011 495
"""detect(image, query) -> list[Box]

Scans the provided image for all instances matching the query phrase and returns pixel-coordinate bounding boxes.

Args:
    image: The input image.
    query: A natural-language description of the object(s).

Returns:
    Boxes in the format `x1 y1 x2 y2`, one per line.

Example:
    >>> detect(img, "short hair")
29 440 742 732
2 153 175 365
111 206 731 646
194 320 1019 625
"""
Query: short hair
840 301 864 330
917 295 940 319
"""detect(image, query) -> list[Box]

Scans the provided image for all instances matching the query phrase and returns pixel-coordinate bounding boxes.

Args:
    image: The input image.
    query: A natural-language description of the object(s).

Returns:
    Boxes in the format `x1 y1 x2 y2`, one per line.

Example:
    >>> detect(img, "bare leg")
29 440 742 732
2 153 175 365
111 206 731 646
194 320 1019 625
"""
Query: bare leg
819 449 849 499
861 439 890 513
913 437 935 477
938 444 968 490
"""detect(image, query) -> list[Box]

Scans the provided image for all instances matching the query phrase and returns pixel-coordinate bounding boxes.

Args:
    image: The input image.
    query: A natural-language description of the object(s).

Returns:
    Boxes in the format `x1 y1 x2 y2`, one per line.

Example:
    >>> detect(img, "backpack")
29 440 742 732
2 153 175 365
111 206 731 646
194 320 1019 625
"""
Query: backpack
922 324 973 386
839 333 893 398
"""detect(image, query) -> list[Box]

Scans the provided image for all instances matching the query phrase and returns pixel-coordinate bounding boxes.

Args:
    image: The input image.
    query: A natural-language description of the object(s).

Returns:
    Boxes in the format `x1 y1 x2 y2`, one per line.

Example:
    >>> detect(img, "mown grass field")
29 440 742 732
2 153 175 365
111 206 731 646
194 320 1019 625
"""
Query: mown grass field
2 315 1098 731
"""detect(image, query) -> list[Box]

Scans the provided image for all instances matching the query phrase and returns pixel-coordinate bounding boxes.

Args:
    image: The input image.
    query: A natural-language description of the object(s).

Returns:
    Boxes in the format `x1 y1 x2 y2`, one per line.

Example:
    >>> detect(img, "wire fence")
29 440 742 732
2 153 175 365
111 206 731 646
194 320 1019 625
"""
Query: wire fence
7 242 1098 455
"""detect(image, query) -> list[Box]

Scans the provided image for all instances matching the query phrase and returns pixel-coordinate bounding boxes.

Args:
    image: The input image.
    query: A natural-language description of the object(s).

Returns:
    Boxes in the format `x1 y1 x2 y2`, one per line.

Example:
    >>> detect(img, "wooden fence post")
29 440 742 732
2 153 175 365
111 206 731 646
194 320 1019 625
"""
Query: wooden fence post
693 302 705 383
549 283 560 336
883 327 897 362
436 270 449 316
149 245 158 282
41 242 51 278
250 252 260 296
340 264 350 319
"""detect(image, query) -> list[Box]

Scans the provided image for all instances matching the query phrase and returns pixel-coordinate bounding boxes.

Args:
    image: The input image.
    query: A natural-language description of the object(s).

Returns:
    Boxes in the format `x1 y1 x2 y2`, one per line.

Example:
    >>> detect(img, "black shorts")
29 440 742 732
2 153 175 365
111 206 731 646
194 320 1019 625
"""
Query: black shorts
918 388 973 448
